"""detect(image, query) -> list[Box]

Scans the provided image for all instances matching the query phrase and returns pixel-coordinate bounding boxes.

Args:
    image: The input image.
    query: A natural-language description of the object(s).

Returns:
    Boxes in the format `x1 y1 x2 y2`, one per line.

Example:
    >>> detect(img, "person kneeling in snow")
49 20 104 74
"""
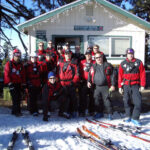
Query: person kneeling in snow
42 71 65 121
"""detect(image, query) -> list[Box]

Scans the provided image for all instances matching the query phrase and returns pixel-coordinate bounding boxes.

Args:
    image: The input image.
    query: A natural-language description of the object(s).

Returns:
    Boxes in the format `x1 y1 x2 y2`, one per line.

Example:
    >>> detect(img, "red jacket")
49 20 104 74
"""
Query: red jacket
58 59 80 86
118 58 146 88
47 82 62 101
37 49 46 57
37 60 47 84
26 62 41 87
80 59 95 81
46 47 58 63
88 62 115 87
42 81 62 101
4 60 26 84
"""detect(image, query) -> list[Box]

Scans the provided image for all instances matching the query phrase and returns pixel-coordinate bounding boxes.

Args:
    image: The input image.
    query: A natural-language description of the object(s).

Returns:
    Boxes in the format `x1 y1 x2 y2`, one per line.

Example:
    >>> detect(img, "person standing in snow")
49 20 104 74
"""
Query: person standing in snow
78 49 95 117
58 49 80 118
118 48 146 126
4 49 26 116
87 52 115 119
42 71 64 121
26 52 42 116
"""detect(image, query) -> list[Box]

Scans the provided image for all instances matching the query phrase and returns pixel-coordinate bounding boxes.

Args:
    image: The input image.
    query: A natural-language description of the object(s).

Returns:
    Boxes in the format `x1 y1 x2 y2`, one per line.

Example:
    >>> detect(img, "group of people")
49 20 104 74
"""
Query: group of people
4 40 146 126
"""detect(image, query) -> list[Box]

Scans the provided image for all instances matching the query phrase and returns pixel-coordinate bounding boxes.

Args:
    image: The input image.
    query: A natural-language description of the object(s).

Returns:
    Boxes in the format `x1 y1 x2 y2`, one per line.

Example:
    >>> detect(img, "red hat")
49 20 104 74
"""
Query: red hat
13 49 21 57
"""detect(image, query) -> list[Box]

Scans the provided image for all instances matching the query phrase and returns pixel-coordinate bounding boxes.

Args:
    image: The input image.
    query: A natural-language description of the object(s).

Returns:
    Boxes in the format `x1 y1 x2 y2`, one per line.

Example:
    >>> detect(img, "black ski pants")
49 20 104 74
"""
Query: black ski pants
43 96 62 116
28 86 41 114
123 84 141 120
79 82 94 114
94 85 112 114
9 84 22 114
63 85 78 113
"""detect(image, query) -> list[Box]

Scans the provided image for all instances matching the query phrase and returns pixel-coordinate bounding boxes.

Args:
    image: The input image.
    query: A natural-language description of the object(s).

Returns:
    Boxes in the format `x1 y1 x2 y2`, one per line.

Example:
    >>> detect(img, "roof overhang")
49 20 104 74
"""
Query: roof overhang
17 0 150 33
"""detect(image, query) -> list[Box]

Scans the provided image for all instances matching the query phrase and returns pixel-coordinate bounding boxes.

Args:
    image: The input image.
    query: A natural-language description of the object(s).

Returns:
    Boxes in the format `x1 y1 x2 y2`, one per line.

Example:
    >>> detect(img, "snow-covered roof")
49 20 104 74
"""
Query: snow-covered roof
17 0 150 32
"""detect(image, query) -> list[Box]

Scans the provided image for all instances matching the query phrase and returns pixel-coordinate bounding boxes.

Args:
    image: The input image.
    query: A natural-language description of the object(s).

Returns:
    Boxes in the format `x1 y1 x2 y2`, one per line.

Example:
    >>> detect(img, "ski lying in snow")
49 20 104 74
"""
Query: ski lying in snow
76 127 111 150
72 135 102 150
118 123 150 136
21 127 34 150
86 119 150 143
82 125 127 150
7 127 34 150
94 120 150 137
7 127 21 150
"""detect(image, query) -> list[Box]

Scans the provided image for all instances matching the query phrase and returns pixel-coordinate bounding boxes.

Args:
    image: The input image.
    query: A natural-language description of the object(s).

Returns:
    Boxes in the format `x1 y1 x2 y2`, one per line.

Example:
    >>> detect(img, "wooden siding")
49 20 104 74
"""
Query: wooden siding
28 1 146 64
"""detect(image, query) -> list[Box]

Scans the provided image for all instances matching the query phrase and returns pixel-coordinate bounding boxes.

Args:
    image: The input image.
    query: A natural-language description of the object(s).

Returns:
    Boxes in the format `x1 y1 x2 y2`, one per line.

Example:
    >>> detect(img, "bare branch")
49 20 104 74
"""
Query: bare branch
3 15 28 52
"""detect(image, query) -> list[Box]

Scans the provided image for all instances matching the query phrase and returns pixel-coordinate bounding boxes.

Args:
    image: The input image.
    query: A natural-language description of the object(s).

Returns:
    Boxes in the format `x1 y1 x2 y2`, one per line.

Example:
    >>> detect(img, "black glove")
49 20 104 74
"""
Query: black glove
22 84 26 90
8 82 14 91
70 82 74 87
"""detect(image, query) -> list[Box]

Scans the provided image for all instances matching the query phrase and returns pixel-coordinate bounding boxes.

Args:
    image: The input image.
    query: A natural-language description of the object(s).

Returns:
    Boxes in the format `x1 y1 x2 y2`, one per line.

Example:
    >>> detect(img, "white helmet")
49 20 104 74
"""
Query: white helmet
30 52 37 57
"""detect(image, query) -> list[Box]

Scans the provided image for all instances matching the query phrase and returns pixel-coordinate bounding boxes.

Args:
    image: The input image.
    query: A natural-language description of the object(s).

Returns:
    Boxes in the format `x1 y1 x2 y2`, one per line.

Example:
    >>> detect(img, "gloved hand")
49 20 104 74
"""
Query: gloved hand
8 82 14 91
87 82 92 88
139 86 145 92
109 86 115 92
53 92 58 97
119 88 123 95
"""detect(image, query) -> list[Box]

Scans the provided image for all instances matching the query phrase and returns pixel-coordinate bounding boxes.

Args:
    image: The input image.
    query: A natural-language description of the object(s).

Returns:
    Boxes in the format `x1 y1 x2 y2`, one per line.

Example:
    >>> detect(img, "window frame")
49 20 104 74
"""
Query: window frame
88 35 132 58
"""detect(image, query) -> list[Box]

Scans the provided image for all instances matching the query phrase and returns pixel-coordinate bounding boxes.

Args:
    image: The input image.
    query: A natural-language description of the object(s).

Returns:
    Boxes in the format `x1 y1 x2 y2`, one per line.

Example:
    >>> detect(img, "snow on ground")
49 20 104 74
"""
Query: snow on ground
0 107 150 150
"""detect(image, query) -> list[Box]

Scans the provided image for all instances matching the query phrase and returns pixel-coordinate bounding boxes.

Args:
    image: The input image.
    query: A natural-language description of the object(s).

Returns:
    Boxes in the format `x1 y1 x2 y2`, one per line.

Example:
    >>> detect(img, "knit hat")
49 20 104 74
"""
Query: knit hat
48 71 56 79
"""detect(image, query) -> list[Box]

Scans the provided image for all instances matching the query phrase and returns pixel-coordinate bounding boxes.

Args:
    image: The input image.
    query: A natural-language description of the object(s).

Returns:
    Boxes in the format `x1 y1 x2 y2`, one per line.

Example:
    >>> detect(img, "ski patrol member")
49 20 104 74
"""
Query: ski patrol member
79 49 95 116
118 48 146 126
37 42 46 61
88 52 115 119
58 49 80 118
92 45 107 62
42 71 64 121
4 49 26 116
26 52 41 116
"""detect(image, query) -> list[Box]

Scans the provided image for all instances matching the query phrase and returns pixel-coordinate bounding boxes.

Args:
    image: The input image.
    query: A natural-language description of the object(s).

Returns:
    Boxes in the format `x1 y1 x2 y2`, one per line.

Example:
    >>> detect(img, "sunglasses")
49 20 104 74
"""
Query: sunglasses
95 56 102 59
14 53 21 57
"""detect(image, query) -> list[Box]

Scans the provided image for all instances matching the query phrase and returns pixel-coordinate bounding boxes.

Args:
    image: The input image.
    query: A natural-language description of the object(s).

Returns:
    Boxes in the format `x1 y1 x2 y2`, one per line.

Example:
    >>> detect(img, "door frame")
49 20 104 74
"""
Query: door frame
52 35 84 53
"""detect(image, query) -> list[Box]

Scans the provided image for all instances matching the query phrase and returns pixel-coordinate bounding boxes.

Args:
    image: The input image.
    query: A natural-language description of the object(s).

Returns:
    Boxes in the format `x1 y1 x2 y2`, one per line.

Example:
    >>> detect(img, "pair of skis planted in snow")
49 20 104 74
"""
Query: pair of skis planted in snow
75 125 127 150
7 126 34 150
86 119 150 143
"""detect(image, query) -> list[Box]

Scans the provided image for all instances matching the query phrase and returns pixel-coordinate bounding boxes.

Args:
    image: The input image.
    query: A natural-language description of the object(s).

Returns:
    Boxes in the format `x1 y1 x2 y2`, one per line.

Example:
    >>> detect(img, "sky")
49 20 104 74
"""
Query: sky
1 0 133 55
1 0 32 54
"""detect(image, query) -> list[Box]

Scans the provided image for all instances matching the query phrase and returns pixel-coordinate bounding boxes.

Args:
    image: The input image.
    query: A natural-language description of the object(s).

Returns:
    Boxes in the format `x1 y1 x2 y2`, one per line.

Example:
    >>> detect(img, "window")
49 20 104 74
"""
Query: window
86 6 93 16
36 30 47 50
112 38 130 56
88 35 131 57
88 36 109 55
